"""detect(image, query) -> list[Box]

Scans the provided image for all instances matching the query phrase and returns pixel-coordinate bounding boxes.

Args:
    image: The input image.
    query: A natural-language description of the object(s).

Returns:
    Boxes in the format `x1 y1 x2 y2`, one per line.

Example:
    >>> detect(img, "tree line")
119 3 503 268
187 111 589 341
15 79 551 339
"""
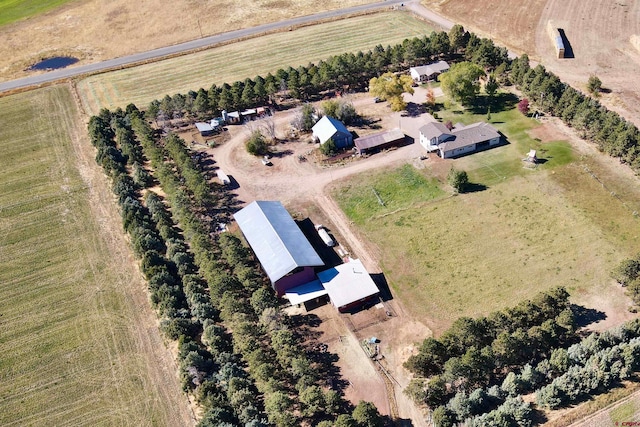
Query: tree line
122 110 385 426
404 287 576 392
510 55 640 170
146 26 508 123
431 318 640 426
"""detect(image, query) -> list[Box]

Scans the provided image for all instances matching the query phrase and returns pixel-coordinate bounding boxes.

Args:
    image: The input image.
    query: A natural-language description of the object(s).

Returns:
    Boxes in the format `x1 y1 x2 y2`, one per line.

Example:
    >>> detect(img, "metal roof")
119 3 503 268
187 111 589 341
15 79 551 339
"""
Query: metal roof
354 128 405 151
312 116 350 144
233 201 324 283
285 280 329 306
195 122 213 132
410 60 450 77
318 259 379 309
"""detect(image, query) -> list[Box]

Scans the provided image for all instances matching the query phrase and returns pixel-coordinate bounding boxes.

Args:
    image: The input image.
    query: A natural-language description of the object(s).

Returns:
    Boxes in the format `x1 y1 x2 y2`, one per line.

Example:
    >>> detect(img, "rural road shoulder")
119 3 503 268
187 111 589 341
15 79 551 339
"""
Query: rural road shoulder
0 0 453 93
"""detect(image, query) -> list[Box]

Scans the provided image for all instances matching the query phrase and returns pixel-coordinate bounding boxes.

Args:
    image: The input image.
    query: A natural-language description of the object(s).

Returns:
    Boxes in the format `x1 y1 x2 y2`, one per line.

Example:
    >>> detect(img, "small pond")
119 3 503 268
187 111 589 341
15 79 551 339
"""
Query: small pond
29 56 79 71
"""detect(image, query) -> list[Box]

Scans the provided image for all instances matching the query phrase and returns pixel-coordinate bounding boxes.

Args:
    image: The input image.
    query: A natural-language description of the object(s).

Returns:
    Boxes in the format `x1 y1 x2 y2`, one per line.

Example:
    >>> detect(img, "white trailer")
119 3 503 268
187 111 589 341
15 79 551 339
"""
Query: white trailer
315 224 335 247
216 169 231 185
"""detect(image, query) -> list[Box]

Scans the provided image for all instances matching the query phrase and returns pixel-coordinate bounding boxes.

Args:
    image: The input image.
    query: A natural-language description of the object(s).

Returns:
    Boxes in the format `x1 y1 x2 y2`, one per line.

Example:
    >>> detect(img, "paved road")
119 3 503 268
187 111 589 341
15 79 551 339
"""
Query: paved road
0 0 454 93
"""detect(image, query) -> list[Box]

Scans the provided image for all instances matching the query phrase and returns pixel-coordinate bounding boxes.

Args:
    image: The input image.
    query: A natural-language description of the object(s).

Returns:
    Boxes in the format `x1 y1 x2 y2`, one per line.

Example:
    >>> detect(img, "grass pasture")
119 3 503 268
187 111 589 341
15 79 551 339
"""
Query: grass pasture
76 11 435 115
0 0 75 26
332 111 640 333
0 86 189 426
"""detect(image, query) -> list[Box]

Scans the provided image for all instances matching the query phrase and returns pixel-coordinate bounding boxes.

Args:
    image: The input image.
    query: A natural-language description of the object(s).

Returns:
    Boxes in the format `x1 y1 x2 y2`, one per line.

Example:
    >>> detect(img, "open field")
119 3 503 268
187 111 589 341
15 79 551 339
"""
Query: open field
0 86 193 426
420 0 640 128
0 0 377 82
0 0 75 26
332 105 640 335
76 11 435 115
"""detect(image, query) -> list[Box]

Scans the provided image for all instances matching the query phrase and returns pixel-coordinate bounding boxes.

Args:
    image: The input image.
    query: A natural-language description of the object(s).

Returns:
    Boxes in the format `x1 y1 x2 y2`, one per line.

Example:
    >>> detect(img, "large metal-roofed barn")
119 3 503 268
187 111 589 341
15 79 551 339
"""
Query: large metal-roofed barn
234 201 324 295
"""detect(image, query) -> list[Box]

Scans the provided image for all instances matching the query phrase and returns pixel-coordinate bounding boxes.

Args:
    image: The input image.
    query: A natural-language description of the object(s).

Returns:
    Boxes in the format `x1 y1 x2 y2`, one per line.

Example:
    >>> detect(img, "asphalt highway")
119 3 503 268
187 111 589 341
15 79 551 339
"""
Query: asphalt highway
0 0 444 93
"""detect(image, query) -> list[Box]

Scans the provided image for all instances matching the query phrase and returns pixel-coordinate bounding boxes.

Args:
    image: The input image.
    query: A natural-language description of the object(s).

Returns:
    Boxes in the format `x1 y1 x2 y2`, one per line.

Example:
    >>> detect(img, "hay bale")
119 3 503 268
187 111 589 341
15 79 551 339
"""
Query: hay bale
631 34 640 53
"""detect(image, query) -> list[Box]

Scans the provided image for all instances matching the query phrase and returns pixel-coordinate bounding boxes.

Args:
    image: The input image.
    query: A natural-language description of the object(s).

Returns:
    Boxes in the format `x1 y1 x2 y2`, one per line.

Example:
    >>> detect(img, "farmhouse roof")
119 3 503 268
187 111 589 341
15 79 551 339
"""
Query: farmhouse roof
312 116 350 144
354 128 405 151
411 60 450 77
419 121 450 140
233 201 324 283
318 259 379 309
439 122 500 152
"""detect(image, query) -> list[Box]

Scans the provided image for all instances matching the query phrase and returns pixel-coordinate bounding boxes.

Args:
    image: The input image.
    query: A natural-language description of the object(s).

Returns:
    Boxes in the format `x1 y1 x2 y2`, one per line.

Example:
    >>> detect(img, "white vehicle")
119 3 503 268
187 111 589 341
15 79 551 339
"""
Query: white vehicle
216 169 231 185
315 224 335 247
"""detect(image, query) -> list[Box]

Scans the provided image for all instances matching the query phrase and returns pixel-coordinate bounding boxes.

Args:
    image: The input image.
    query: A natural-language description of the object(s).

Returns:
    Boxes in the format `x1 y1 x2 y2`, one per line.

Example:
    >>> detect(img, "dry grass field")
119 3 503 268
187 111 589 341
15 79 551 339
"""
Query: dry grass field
75 11 434 115
421 0 640 128
0 86 193 426
0 0 375 81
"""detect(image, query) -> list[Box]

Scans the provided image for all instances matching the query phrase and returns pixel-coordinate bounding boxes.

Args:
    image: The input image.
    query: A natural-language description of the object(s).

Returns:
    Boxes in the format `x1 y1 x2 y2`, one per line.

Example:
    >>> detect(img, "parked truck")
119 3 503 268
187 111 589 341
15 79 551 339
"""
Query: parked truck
315 224 335 247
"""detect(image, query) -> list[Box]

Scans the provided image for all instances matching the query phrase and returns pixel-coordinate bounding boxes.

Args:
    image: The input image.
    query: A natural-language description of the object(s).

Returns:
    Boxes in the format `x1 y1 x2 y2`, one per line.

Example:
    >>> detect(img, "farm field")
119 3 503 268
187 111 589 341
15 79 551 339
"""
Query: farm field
0 86 193 426
0 0 75 26
0 0 377 82
75 11 435 115
332 105 640 335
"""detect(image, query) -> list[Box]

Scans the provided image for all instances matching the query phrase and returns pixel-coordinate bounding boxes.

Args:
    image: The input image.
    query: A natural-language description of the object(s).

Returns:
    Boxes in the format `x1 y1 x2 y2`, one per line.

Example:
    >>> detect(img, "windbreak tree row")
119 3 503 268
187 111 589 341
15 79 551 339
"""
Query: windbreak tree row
126 112 383 426
147 27 508 122
87 108 256 425
429 318 640 427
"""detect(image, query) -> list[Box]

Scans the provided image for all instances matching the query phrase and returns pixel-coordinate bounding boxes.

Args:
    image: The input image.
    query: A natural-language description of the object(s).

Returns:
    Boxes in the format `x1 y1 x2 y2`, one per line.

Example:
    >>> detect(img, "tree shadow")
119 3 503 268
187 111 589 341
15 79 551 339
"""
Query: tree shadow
571 303 607 328
463 182 488 193
270 149 294 158
405 101 427 117
469 92 519 114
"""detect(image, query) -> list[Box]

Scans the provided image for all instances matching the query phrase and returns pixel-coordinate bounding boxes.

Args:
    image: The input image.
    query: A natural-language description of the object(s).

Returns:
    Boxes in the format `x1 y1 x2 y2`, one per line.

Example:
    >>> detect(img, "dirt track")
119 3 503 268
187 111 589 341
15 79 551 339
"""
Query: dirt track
208 92 433 423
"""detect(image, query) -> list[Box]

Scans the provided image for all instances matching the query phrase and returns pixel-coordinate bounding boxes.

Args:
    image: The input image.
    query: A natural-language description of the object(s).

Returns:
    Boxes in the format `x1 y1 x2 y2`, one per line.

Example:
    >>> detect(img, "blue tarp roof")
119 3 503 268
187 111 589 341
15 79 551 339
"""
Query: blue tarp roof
233 201 324 283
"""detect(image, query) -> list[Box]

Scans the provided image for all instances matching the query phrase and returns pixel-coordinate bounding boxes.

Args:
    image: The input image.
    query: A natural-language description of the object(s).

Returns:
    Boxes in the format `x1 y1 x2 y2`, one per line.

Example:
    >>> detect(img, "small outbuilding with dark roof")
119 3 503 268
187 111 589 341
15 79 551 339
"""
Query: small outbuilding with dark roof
354 128 406 155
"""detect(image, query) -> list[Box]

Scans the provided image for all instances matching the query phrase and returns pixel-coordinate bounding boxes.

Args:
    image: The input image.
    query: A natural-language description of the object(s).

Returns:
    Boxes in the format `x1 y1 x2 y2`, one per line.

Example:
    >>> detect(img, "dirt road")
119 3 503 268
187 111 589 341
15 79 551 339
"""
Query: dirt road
208 92 432 423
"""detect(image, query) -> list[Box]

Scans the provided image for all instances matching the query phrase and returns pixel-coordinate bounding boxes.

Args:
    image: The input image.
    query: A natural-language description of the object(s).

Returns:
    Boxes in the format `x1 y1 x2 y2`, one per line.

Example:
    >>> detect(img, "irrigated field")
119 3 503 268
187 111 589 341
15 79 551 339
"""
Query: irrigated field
332 105 640 335
0 86 193 426
0 0 74 26
76 11 434 115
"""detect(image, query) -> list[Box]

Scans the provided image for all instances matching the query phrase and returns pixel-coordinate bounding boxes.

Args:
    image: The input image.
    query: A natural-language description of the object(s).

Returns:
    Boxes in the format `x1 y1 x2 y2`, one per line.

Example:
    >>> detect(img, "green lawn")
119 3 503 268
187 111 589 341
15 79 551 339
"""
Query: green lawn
0 0 76 26
0 86 187 426
332 103 640 334
77 11 435 115
435 95 574 185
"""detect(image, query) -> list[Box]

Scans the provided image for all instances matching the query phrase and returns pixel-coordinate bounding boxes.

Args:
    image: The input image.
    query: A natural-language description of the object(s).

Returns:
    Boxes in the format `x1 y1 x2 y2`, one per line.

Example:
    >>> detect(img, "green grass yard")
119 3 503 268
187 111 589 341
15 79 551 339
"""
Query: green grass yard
0 0 76 26
332 103 640 334
0 86 188 426
76 11 435 115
